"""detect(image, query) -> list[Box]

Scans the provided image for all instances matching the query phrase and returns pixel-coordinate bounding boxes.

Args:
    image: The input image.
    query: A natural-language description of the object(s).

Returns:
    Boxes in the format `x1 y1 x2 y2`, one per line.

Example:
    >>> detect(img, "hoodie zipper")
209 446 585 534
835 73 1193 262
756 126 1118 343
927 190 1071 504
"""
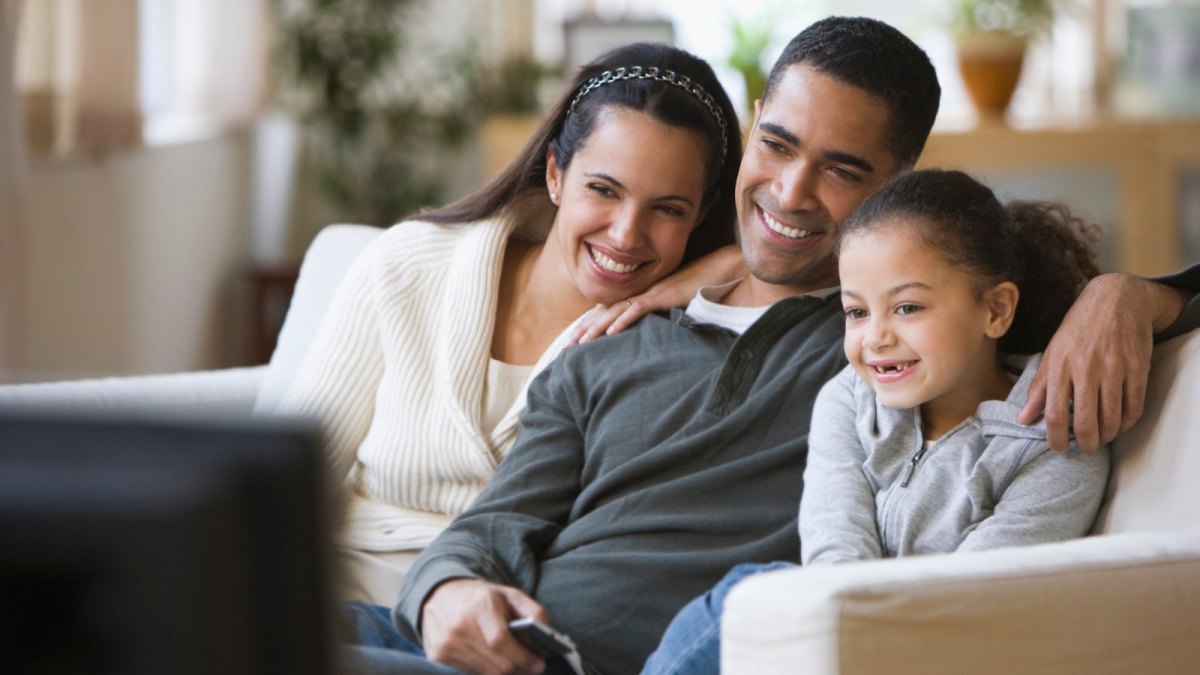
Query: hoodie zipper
900 446 927 487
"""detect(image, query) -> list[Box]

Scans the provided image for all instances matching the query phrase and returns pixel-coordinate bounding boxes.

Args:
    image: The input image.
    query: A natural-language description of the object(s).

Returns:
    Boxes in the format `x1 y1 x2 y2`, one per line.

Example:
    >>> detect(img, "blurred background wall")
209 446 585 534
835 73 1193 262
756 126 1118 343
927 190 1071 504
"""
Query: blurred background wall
2 0 1199 382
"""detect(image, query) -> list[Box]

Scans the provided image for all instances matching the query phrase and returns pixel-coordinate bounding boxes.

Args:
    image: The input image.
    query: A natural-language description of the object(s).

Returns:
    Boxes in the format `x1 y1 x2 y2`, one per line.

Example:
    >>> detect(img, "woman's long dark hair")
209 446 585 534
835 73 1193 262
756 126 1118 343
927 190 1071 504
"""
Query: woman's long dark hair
419 42 741 266
839 169 1100 355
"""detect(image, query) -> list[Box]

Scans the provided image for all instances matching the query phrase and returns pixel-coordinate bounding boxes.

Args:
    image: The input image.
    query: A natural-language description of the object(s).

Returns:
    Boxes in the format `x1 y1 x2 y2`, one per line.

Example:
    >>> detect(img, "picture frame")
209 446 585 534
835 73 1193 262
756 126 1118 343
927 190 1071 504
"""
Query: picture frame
563 16 675 75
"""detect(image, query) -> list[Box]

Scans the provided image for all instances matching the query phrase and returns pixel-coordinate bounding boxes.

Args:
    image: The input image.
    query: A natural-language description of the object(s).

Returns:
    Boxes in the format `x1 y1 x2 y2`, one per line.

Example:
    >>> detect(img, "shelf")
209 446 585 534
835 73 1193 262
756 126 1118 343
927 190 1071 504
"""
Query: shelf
920 118 1200 276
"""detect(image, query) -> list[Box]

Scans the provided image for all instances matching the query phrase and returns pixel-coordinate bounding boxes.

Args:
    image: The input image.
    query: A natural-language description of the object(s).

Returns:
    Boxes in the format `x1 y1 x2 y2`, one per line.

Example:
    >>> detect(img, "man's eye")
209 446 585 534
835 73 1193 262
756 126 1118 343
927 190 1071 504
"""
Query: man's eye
830 167 861 182
760 138 786 154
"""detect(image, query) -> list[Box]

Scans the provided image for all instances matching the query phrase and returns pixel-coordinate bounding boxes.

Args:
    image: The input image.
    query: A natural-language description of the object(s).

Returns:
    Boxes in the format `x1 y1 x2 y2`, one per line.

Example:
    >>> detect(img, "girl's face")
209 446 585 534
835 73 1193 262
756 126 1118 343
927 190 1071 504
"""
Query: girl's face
546 107 709 306
839 221 1017 436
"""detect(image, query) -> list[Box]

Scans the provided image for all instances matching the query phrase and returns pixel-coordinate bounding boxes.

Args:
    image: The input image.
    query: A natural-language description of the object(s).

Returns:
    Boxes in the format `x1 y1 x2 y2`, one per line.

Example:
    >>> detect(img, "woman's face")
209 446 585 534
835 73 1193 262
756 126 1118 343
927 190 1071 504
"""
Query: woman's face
546 106 710 306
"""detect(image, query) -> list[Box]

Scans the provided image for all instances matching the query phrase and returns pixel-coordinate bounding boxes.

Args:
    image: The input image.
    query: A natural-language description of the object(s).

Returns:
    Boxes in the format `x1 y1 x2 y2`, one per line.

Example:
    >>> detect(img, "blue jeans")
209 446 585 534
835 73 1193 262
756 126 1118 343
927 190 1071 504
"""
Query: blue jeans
337 601 465 674
640 561 795 675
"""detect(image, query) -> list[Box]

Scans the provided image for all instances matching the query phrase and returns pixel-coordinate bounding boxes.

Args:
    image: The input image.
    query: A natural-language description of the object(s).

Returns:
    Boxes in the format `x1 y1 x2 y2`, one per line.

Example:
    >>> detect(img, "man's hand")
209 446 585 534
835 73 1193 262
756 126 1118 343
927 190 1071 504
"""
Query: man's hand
569 244 746 345
1020 273 1189 451
420 578 550 675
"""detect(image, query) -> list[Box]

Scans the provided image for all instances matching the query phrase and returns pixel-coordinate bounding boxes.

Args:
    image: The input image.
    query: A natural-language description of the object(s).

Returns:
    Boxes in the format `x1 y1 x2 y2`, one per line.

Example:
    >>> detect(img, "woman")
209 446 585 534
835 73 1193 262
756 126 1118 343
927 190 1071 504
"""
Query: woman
276 42 742 606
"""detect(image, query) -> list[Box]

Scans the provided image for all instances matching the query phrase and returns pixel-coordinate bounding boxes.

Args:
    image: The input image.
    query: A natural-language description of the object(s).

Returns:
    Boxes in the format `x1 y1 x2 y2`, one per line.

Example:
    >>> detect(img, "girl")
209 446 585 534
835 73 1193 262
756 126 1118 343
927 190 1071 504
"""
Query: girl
642 169 1109 675
800 168 1110 563
274 42 743 607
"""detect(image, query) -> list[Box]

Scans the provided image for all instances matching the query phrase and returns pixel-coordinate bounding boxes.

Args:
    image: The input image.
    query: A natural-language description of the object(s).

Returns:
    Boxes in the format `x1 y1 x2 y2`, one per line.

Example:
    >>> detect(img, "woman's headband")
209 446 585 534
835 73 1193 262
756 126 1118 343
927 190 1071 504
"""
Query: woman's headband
567 66 729 162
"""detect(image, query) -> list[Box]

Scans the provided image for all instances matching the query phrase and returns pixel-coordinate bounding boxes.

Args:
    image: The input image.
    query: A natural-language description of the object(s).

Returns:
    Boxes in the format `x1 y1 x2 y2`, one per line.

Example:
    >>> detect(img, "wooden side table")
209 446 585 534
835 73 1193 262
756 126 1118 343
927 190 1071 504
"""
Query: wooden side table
247 262 301 365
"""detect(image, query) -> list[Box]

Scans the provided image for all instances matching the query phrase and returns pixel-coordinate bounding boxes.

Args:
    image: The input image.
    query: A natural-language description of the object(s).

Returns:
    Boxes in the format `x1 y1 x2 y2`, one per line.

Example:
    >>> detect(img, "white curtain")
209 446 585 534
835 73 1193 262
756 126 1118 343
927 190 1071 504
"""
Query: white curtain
0 0 28 377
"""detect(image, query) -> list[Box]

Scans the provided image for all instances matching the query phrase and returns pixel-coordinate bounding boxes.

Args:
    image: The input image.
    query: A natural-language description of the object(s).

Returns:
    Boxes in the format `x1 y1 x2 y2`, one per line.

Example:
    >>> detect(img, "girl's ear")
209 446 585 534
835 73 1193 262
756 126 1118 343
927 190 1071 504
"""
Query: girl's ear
545 148 562 206
984 281 1020 339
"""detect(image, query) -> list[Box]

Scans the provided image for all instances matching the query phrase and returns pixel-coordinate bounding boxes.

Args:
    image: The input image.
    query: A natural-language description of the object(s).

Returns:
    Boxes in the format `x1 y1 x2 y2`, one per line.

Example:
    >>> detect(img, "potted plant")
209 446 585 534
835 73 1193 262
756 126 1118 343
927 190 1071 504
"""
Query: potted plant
274 0 477 240
477 54 556 181
727 14 774 123
948 0 1060 119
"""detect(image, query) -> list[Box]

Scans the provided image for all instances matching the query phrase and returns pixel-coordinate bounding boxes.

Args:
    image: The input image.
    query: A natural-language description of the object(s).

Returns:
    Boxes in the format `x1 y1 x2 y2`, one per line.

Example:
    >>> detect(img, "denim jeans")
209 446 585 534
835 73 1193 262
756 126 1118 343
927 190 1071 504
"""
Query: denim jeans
337 601 465 674
640 561 795 675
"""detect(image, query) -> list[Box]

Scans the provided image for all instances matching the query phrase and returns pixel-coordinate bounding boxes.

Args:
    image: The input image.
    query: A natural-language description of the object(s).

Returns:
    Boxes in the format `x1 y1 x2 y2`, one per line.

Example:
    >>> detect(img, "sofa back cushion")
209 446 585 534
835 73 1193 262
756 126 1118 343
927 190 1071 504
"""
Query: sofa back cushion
1093 328 1200 534
252 224 382 414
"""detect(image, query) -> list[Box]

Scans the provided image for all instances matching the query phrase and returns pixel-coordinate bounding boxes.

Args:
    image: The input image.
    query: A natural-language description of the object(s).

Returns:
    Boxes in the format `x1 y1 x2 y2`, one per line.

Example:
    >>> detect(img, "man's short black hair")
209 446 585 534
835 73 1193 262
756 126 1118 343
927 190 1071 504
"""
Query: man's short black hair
764 16 941 170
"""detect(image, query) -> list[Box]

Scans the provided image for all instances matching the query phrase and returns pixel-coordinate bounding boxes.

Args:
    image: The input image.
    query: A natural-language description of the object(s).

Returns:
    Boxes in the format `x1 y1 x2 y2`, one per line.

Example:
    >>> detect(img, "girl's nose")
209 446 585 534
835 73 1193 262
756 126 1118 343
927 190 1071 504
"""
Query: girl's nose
863 316 894 351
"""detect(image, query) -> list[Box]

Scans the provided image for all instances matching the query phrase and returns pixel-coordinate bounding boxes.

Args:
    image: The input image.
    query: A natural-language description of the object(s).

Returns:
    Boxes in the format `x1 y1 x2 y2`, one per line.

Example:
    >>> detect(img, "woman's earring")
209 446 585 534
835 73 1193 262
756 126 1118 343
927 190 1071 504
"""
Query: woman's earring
550 192 559 203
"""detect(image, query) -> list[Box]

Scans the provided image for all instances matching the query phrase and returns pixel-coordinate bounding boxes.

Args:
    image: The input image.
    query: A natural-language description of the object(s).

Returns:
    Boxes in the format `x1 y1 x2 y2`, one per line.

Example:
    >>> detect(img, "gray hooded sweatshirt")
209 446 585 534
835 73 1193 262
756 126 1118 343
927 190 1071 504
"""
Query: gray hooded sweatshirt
800 355 1110 564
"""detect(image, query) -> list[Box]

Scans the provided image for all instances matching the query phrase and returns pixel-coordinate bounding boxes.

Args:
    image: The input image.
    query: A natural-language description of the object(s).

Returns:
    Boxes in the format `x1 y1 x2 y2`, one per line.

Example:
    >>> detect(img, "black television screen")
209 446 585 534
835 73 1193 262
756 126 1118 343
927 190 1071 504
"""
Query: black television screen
0 413 335 675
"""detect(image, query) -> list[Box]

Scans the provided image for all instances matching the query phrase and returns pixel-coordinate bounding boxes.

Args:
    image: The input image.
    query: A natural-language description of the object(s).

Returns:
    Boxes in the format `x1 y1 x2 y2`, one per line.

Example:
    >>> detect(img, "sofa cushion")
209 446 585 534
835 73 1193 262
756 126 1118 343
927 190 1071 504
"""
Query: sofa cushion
252 224 382 414
1093 328 1200 534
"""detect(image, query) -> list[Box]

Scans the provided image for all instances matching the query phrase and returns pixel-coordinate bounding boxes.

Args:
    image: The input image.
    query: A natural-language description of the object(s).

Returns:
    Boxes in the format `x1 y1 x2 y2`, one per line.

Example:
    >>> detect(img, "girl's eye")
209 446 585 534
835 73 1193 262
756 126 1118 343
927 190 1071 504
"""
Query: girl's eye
844 307 867 321
895 304 922 316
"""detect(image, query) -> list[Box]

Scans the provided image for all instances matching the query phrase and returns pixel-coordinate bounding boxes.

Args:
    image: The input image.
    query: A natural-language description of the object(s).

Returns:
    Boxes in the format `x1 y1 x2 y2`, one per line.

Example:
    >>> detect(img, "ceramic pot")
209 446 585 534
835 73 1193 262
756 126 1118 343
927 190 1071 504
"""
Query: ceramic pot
956 30 1028 119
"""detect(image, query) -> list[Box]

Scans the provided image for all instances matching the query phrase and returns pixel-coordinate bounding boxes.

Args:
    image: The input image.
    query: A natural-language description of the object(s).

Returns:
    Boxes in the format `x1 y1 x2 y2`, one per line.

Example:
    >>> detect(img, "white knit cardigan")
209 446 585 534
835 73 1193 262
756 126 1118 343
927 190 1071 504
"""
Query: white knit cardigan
278 214 579 552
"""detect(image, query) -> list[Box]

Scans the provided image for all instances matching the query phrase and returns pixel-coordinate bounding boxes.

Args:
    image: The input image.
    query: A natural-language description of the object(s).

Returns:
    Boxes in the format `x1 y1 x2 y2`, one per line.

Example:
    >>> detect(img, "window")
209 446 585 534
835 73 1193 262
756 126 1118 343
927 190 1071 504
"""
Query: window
14 0 269 155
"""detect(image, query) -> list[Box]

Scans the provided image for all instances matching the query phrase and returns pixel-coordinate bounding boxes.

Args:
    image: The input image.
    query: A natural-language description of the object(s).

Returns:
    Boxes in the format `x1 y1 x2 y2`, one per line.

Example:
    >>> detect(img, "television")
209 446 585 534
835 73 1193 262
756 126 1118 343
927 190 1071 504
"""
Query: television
0 412 336 674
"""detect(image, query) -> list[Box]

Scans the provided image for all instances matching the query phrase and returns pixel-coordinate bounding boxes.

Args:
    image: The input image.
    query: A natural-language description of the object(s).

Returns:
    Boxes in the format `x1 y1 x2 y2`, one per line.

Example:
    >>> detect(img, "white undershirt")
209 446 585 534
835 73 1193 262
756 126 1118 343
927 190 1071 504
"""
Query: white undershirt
482 358 536 433
684 278 840 334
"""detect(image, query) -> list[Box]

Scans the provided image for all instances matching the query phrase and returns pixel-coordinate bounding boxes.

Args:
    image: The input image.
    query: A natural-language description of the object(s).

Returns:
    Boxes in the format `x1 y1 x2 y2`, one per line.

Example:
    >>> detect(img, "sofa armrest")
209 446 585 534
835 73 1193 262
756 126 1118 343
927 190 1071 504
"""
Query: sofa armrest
0 366 266 417
723 529 1200 675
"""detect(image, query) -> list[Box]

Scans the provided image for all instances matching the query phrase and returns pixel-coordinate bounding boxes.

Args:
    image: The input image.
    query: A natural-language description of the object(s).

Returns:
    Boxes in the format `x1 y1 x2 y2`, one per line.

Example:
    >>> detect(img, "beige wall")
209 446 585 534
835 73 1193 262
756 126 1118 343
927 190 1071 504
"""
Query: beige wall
10 132 254 382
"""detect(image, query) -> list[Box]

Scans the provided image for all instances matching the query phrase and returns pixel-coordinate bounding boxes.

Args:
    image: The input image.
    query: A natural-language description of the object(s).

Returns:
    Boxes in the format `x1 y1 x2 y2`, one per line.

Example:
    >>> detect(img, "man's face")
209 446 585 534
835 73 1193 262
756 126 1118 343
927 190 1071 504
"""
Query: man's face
734 65 898 305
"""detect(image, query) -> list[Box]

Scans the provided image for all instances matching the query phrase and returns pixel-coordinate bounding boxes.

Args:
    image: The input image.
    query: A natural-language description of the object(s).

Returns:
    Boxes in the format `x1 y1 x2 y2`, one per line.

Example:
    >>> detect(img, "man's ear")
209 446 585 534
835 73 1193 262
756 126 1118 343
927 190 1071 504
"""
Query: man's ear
751 98 763 128
984 281 1020 338
545 148 562 205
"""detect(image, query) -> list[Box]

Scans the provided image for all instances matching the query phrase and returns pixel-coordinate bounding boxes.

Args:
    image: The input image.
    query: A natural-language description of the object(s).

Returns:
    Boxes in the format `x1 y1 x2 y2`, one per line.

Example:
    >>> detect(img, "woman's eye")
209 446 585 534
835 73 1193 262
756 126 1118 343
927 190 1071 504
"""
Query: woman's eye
655 204 685 217
587 184 615 197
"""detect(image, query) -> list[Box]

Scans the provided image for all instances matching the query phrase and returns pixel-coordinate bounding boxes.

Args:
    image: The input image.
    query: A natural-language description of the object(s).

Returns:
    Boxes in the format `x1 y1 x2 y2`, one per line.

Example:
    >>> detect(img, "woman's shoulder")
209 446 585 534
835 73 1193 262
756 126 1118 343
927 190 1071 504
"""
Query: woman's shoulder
365 215 512 268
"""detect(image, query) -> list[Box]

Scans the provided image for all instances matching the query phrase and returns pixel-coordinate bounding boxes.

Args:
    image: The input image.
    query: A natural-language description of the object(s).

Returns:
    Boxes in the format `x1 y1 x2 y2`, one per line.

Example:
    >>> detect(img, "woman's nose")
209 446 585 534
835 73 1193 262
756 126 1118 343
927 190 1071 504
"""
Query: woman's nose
607 204 647 250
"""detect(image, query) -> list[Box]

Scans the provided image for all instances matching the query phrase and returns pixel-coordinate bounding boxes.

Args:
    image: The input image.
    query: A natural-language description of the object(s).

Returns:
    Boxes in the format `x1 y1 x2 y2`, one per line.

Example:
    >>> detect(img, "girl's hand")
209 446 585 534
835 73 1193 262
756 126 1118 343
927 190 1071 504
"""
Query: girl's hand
569 244 746 345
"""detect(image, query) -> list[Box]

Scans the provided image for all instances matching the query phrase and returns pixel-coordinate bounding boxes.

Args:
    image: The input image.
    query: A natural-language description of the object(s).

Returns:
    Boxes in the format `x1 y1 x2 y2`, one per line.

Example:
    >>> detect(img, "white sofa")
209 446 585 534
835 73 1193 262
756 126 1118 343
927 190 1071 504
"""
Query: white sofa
4 224 1197 673
0 224 384 417
724 327 1200 673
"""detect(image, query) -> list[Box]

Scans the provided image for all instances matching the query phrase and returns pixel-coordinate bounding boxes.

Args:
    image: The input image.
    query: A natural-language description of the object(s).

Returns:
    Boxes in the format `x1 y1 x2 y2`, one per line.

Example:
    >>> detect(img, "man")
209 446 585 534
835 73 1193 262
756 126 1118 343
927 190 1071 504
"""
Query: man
345 17 1198 675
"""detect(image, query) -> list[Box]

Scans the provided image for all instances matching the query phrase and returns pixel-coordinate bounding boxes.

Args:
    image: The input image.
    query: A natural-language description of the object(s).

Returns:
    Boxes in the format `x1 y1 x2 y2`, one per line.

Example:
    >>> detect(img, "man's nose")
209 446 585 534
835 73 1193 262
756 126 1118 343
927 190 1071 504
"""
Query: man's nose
774 161 821 213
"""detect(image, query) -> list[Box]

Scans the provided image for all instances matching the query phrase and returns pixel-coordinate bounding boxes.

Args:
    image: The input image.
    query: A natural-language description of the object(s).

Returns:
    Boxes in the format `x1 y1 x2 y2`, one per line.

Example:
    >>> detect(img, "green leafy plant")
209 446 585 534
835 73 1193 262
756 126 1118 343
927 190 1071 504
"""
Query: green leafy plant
948 0 1062 37
727 14 774 119
274 0 476 228
474 54 555 116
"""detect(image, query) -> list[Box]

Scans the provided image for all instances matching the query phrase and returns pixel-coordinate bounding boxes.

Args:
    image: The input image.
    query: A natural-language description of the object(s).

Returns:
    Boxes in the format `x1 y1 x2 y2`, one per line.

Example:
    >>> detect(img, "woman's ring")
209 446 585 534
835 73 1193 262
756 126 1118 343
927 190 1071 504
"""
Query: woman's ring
623 300 633 309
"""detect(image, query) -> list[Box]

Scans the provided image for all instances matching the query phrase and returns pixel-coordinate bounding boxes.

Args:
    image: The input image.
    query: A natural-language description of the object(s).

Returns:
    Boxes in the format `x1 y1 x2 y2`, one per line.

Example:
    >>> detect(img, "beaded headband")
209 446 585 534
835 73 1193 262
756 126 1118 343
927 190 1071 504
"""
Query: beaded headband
567 66 729 162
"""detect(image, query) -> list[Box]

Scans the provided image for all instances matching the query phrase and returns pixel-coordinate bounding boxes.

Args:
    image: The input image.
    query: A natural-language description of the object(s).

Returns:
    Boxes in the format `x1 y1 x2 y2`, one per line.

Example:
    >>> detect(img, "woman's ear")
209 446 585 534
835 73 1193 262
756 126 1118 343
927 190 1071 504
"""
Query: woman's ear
545 148 562 206
984 281 1020 339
